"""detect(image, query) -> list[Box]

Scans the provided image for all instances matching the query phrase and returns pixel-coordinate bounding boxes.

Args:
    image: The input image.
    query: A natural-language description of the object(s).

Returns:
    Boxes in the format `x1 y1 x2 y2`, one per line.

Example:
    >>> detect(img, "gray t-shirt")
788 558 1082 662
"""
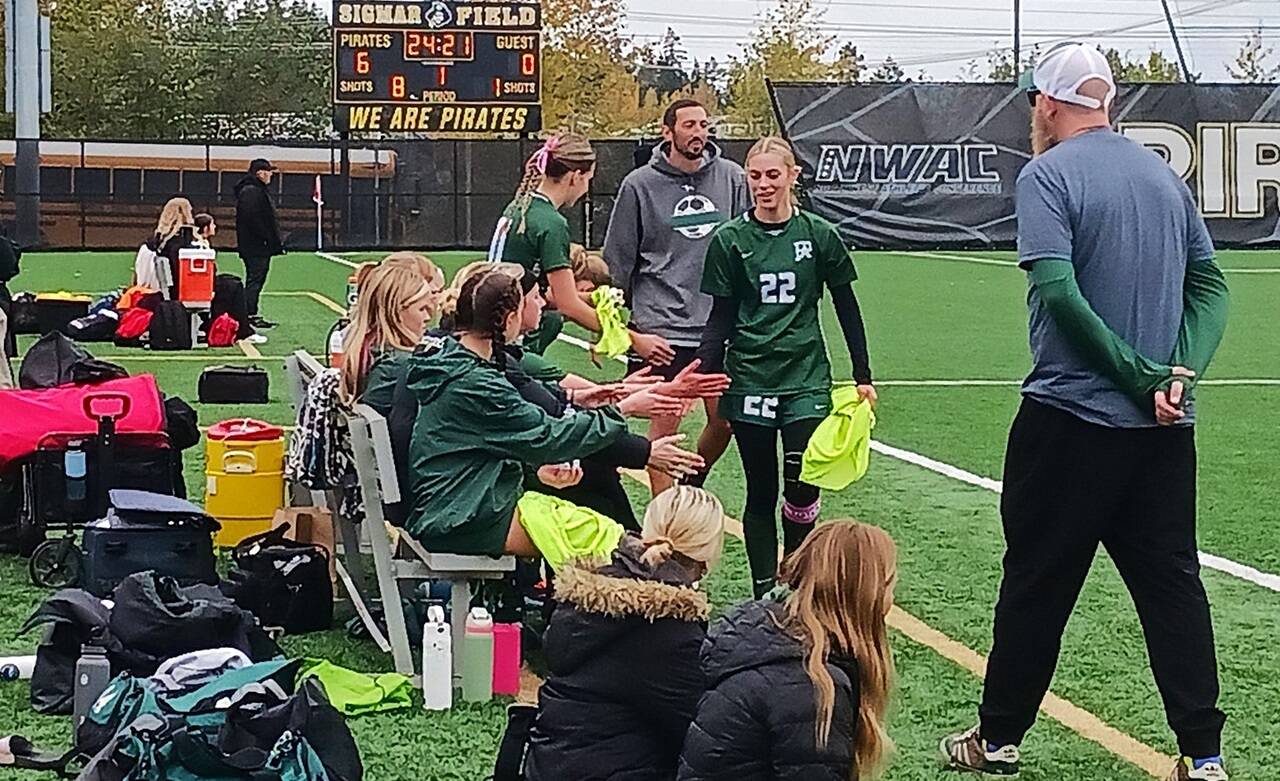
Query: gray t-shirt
1017 128 1215 428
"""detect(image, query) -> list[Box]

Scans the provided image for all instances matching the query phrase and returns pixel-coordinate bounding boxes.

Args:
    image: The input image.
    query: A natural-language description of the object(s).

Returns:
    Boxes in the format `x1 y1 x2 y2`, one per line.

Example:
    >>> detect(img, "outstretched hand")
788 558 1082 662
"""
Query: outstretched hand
653 359 731 399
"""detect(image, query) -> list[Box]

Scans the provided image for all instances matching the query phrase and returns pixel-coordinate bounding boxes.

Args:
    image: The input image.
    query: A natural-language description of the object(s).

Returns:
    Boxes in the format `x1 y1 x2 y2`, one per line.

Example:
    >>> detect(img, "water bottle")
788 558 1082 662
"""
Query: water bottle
73 645 111 728
492 623 522 696
461 607 494 703
328 325 346 369
346 274 360 312
65 448 87 503
422 605 452 711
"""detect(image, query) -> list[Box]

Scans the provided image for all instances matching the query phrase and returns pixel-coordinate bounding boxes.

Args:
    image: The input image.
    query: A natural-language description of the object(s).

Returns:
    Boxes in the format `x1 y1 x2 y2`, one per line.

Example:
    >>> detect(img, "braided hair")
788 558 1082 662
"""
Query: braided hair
512 132 596 234
456 269 523 360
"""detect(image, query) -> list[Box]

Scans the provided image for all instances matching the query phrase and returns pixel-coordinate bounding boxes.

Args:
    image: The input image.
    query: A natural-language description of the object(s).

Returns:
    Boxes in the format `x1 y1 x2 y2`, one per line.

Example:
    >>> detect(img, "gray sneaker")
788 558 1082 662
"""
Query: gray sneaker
941 726 1021 776
1168 757 1228 781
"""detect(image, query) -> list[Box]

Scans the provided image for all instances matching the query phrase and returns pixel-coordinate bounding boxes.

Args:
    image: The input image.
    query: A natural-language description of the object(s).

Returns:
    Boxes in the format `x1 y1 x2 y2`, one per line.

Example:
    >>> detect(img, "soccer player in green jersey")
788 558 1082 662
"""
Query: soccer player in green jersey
696 137 877 597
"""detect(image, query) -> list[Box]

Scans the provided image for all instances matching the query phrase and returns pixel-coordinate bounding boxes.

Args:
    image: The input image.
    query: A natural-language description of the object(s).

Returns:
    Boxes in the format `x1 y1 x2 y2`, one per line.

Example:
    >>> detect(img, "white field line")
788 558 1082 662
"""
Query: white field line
869 439 1280 593
315 251 1280 593
315 250 360 268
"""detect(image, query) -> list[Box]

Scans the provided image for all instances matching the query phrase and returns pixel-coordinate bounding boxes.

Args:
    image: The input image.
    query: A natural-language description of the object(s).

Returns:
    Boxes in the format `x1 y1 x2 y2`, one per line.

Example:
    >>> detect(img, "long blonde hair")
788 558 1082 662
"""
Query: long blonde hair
778 521 897 779
639 486 726 571
569 243 612 288
339 262 437 402
746 136 801 206
512 132 596 233
155 197 194 244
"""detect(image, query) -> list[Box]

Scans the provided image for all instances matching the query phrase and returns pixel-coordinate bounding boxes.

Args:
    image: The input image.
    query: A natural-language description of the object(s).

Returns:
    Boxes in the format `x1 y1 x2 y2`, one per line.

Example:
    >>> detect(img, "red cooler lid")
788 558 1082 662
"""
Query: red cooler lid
207 418 284 442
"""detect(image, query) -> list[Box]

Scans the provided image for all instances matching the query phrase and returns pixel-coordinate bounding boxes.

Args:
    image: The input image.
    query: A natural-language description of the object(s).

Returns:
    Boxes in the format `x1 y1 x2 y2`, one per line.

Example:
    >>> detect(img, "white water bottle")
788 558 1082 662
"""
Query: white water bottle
422 605 452 711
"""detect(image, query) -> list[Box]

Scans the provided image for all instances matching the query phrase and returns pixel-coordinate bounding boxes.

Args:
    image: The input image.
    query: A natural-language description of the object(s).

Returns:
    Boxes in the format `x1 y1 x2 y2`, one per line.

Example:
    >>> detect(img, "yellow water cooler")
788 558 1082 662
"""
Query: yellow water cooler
205 419 285 546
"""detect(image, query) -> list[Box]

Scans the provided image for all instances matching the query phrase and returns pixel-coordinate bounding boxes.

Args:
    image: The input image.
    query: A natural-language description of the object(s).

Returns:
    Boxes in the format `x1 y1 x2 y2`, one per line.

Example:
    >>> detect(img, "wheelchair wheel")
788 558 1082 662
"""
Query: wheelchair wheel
29 539 83 590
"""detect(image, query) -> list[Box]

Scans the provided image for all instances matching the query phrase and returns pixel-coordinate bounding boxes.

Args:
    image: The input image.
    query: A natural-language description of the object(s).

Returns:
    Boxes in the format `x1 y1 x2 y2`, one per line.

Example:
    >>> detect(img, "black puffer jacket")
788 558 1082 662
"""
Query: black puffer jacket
677 600 860 781
524 536 710 781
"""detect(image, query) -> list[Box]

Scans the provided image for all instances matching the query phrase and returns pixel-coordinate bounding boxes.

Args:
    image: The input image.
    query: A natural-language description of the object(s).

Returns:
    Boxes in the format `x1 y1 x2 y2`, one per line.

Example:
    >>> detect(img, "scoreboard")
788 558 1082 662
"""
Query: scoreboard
332 1 541 134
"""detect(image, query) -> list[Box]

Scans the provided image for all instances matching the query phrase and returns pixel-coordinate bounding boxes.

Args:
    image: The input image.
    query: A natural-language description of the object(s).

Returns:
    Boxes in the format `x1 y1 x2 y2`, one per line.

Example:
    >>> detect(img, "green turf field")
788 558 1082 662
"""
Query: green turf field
2 248 1277 780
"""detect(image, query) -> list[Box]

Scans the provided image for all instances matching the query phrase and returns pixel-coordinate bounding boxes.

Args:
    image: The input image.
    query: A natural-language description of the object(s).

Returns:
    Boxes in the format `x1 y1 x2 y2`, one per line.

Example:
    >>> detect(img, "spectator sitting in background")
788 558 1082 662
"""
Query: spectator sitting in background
235 158 284 331
522 486 726 781
151 197 196 296
193 213 216 248
678 521 898 781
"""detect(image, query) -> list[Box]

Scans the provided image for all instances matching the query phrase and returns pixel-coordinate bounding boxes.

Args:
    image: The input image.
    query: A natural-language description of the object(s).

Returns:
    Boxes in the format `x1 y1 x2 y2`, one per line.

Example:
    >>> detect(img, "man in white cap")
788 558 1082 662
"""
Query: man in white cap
942 42 1230 781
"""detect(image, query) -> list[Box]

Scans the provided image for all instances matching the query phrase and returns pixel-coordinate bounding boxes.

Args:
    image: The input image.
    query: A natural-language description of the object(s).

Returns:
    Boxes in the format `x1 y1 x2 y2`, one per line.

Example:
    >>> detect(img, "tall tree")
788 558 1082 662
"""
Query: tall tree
540 0 640 132
868 56 905 83
723 0 837 134
832 42 865 83
1228 28 1280 83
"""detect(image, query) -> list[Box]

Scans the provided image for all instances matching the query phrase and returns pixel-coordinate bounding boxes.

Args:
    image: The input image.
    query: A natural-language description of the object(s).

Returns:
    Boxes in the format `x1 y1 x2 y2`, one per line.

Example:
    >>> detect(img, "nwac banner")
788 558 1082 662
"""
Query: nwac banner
768 81 1280 250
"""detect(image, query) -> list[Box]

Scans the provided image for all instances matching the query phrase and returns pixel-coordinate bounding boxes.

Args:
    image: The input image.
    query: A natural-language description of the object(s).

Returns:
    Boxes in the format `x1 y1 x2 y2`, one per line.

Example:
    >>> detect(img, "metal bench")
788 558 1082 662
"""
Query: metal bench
284 349 515 684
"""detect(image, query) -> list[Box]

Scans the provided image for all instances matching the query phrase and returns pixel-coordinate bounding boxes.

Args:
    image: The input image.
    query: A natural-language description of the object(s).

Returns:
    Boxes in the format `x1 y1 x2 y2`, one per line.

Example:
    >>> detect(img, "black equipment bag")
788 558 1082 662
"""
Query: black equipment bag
18 331 129 389
223 524 333 634
209 273 254 340
66 309 122 342
198 365 269 404
23 433 181 526
35 297 90 336
148 300 192 351
10 291 39 334
80 490 219 597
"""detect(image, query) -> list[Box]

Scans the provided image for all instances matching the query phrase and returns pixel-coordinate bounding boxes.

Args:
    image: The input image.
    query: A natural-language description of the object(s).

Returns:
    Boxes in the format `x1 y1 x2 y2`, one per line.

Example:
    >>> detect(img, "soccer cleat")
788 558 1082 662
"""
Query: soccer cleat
941 726 1021 776
1168 756 1228 781
243 333 268 345
249 316 277 329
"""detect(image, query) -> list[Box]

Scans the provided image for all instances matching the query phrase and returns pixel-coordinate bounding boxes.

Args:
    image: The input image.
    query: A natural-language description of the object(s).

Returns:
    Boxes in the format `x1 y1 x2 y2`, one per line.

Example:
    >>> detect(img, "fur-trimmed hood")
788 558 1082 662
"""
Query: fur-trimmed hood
543 536 710 676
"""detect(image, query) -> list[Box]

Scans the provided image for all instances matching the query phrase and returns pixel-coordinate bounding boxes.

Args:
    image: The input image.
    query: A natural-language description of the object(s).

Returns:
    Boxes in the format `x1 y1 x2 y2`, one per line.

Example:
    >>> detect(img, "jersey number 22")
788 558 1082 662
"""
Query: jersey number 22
759 271 796 304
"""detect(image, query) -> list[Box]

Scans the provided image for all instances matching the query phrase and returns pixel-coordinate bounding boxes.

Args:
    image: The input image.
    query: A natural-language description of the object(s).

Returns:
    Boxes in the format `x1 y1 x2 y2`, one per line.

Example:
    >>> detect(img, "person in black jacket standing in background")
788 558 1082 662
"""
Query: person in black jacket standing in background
0 225 20 387
234 158 283 330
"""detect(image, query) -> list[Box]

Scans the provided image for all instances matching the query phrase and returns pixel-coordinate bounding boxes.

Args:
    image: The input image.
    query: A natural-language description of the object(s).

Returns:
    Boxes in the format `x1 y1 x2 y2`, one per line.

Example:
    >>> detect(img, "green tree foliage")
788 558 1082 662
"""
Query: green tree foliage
1228 28 1280 83
722 0 838 134
867 55 904 83
1103 47 1185 82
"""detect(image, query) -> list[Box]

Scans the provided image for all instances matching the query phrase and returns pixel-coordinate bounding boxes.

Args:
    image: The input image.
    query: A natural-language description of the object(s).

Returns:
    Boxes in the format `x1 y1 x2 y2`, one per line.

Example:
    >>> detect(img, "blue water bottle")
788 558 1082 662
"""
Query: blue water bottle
65 448 87 503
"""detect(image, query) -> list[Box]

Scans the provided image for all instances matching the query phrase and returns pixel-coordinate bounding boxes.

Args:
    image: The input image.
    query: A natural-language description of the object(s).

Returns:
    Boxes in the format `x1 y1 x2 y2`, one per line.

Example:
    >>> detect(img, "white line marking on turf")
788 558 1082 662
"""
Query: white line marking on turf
555 331 1280 593
869 439 1280 593
315 250 360 269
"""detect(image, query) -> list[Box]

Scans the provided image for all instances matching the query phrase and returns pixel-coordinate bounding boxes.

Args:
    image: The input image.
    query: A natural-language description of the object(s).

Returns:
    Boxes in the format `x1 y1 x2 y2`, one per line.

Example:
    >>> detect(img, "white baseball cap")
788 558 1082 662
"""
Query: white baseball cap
1031 42 1116 110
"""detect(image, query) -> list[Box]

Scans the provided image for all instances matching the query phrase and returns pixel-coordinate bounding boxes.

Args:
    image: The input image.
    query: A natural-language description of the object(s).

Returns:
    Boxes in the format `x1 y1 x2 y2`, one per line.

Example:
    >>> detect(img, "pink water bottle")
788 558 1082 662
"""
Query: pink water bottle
492 623 522 696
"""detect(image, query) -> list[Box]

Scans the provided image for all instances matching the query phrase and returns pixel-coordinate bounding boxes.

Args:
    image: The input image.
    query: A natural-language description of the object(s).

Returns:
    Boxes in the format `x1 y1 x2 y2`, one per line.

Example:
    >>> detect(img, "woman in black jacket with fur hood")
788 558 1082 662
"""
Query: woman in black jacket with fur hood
523 486 727 781
678 521 898 781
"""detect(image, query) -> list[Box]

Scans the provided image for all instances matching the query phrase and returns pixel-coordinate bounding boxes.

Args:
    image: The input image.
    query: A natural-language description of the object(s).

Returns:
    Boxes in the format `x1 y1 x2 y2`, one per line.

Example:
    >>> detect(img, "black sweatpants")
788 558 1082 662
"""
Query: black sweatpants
980 399 1225 758
242 255 271 317
733 417 823 597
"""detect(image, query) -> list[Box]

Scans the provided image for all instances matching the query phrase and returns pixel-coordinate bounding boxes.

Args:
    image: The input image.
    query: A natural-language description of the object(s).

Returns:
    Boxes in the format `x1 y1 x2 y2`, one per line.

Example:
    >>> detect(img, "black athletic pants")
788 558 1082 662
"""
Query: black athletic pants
980 398 1225 758
733 417 823 597
242 255 271 317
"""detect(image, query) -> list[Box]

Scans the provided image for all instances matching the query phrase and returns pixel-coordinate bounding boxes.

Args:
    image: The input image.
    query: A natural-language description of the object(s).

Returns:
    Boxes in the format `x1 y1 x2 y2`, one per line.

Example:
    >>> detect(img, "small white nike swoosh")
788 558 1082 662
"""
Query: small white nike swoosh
741 251 753 258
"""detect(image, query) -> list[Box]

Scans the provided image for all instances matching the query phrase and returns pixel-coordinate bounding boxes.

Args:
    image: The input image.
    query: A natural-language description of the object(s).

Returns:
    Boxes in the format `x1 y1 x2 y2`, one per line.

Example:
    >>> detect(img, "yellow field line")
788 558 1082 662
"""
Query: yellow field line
263 290 346 316
619 468 1172 776
238 338 262 359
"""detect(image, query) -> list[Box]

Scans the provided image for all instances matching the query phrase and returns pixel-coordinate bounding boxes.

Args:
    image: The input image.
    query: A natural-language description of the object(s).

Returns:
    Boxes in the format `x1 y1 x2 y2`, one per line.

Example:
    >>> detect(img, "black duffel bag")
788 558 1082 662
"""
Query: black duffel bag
222 524 333 635
198 365 268 404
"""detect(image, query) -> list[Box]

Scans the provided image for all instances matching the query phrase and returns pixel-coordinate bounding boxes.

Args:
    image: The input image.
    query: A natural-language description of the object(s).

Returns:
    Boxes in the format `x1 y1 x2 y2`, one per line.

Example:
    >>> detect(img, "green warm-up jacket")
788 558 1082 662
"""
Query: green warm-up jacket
404 336 629 556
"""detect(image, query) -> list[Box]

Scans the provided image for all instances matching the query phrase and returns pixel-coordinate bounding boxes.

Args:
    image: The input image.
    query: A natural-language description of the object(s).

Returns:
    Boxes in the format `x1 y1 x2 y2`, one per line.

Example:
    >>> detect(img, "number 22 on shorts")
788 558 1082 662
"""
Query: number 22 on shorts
743 395 779 419
759 272 796 304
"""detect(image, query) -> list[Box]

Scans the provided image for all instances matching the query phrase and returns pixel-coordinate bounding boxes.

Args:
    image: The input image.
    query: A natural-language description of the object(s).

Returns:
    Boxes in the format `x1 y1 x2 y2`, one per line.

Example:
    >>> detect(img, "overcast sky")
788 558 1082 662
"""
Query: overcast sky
317 0 1279 80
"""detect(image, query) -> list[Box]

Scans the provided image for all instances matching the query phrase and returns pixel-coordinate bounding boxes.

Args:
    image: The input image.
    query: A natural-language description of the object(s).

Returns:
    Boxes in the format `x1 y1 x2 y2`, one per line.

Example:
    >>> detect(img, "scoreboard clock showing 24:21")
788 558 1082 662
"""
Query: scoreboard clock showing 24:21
333 0 542 133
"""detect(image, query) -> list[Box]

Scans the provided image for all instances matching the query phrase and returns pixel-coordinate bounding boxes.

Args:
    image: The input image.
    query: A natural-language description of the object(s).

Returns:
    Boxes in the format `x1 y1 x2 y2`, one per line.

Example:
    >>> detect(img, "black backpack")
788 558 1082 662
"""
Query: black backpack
148 300 191 351
222 525 333 635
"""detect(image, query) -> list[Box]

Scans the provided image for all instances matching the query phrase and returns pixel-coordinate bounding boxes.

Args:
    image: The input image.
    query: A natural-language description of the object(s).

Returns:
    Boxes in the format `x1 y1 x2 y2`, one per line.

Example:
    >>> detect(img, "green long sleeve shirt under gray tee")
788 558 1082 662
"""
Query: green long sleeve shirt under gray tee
1015 128 1228 428
404 336 629 556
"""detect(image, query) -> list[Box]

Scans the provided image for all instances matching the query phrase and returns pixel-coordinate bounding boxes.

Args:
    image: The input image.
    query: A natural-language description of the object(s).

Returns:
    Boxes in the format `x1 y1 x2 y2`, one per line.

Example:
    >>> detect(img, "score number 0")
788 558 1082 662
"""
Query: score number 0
494 53 537 96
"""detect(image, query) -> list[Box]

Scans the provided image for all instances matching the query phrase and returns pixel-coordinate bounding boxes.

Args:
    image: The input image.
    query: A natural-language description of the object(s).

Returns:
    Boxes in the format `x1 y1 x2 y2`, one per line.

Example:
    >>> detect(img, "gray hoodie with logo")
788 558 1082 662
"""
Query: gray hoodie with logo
604 141 751 347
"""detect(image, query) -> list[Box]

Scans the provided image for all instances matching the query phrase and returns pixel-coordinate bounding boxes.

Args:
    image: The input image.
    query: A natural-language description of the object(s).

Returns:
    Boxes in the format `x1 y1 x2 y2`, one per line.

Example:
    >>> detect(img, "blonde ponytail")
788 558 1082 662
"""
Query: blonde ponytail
639 486 726 570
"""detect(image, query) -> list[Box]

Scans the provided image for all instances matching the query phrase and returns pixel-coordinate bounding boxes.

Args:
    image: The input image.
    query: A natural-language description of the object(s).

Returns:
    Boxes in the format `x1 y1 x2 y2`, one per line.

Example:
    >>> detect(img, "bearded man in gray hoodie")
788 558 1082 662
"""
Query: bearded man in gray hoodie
605 99 751 494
